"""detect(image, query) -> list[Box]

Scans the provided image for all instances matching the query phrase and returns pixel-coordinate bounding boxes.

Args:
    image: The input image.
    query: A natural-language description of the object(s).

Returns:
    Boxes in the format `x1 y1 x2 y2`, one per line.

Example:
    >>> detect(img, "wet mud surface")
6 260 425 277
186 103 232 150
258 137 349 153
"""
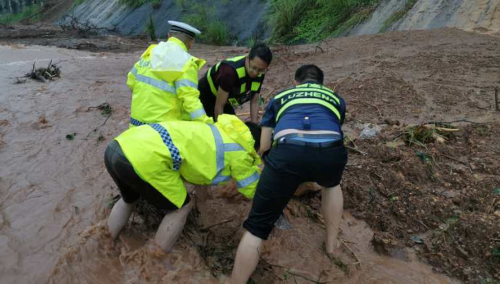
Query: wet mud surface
0 27 499 283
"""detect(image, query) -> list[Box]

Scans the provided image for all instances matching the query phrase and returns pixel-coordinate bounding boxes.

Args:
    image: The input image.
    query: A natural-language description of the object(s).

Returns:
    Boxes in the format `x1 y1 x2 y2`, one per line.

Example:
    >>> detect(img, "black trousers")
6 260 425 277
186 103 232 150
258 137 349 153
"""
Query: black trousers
104 141 190 210
243 143 348 240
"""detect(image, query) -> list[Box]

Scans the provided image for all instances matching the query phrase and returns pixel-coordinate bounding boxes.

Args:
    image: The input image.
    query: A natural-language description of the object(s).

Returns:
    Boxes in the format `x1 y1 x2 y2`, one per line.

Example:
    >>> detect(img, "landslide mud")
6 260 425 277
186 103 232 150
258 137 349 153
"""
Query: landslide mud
1 27 499 283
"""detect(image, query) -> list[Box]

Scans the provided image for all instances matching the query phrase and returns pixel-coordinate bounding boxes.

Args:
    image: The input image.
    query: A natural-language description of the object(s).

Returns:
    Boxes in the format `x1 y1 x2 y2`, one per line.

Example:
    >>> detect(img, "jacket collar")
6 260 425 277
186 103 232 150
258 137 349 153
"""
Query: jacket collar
168 37 188 52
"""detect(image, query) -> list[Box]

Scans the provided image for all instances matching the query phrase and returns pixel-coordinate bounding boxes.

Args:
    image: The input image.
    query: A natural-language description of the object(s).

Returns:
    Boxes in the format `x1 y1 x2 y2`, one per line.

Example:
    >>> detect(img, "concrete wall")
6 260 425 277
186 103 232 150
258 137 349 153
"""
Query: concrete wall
63 0 269 43
349 0 500 36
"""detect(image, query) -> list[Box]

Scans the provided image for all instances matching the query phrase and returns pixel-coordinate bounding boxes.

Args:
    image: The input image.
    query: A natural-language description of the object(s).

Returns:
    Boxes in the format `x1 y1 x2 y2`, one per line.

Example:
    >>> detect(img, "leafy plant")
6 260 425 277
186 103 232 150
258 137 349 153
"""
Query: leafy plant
267 0 383 43
181 1 233 45
146 15 157 42
380 0 418 32
0 3 41 24
119 0 162 8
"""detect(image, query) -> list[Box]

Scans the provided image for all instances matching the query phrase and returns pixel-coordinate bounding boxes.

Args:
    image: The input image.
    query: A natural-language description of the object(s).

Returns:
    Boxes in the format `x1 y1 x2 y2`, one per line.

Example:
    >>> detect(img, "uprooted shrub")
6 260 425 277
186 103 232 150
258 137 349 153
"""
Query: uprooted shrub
25 60 61 82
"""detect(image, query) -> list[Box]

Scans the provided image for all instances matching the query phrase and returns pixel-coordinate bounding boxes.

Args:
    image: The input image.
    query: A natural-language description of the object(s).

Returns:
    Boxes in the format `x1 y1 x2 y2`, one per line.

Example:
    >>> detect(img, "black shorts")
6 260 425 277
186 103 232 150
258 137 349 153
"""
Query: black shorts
104 140 190 210
198 76 236 117
243 142 347 240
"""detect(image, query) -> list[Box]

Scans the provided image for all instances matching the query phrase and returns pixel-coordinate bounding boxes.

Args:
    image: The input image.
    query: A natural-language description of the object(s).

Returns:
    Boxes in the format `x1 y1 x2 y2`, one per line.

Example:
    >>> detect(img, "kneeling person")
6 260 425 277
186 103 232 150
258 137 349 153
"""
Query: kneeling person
104 115 261 252
231 65 348 283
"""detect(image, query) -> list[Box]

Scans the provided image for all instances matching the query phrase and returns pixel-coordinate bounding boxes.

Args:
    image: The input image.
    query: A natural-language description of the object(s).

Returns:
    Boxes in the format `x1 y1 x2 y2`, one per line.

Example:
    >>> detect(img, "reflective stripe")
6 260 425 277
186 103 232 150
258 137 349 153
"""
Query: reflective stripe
175 79 197 89
224 143 244 152
276 98 341 122
227 55 246 62
130 117 146 127
275 87 340 104
212 175 231 184
208 125 246 185
236 67 245 78
130 67 177 95
251 81 260 92
190 108 206 120
208 124 224 182
150 123 182 171
237 171 260 188
207 63 220 95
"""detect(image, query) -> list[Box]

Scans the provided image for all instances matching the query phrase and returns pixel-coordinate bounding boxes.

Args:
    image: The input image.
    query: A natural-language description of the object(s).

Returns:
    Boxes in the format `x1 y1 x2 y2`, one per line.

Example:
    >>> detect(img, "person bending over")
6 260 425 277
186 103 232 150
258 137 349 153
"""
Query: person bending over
231 65 348 283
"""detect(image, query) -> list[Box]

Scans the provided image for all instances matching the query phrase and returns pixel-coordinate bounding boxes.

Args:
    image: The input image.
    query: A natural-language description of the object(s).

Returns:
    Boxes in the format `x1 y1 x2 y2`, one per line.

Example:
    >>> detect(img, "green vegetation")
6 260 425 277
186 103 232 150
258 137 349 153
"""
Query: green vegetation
118 0 162 8
267 0 383 43
0 3 41 24
146 16 157 41
180 1 233 45
481 279 500 284
380 0 418 32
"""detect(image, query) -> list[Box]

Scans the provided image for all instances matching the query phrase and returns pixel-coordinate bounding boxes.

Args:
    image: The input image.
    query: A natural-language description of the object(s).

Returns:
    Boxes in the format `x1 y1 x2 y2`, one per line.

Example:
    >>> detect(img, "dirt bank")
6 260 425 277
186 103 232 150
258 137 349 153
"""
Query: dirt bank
0 27 499 283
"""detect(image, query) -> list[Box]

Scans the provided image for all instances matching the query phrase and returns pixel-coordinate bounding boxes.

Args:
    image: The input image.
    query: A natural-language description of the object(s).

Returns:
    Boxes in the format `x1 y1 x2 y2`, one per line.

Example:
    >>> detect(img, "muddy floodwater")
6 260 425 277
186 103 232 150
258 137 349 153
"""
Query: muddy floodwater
0 41 469 284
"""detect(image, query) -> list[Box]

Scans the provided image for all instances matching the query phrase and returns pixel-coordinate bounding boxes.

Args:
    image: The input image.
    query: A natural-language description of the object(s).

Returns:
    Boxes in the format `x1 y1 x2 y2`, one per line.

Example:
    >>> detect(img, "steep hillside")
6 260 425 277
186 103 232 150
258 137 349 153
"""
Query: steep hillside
65 0 269 44
350 0 500 36
2 0 499 42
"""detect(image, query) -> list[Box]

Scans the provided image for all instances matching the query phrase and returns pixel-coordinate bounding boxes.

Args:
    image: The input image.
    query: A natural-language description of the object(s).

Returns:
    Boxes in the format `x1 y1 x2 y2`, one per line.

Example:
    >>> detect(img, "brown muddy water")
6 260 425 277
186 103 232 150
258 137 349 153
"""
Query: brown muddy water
0 44 460 284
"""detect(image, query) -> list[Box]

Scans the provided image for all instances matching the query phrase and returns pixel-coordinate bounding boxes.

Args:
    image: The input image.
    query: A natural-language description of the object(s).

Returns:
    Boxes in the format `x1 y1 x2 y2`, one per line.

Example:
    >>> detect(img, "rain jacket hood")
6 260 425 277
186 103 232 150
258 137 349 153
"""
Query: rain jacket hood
216 114 261 167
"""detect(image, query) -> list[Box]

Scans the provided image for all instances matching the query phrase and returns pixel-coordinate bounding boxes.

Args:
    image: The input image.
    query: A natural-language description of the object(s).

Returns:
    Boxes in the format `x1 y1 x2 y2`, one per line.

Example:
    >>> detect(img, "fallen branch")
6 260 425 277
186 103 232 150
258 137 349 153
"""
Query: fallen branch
25 60 61 82
346 145 367 156
340 239 362 268
424 119 482 125
199 219 232 231
487 198 497 214
423 124 459 132
86 113 112 137
439 153 472 173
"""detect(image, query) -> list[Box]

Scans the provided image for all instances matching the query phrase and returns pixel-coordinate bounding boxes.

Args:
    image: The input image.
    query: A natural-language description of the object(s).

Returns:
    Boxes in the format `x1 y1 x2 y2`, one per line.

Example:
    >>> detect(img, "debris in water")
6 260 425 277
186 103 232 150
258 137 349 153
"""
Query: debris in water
88 102 113 116
65 133 77 140
25 60 61 82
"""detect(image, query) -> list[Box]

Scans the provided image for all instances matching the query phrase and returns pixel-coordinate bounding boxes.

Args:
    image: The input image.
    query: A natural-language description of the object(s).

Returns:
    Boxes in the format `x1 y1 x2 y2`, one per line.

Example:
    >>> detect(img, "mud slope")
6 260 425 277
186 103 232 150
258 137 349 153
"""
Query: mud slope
350 0 500 36
0 28 499 283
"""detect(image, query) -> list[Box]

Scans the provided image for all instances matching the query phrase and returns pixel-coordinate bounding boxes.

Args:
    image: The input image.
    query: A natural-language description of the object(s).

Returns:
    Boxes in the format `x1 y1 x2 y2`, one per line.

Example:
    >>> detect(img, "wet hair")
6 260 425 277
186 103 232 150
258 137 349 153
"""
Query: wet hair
245 122 261 150
249 43 273 65
294 64 324 84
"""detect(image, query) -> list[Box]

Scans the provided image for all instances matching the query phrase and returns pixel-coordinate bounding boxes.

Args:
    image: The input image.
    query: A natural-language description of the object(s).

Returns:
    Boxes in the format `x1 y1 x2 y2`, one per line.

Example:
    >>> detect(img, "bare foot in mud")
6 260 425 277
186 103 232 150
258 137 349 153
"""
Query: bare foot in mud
326 242 342 256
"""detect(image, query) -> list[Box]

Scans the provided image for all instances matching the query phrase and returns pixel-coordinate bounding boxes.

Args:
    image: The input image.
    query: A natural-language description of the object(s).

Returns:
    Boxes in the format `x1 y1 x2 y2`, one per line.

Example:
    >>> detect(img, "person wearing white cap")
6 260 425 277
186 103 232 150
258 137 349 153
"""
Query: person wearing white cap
126 20 213 128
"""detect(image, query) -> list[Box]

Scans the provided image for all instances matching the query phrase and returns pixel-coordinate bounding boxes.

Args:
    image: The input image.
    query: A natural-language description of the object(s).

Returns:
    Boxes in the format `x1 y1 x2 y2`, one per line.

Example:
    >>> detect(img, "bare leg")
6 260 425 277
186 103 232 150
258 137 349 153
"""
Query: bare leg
154 200 193 252
107 198 137 239
322 185 343 254
231 231 262 284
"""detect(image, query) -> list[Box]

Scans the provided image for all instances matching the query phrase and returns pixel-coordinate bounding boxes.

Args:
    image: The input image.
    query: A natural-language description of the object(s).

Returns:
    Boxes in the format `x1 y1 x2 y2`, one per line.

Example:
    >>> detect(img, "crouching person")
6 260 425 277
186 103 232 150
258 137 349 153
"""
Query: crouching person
231 65 348 283
104 114 261 252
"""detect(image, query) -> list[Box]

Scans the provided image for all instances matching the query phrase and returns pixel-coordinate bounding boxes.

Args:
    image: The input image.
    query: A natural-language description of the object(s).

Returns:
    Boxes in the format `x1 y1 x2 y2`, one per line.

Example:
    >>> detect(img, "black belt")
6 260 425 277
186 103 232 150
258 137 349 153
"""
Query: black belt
272 133 343 148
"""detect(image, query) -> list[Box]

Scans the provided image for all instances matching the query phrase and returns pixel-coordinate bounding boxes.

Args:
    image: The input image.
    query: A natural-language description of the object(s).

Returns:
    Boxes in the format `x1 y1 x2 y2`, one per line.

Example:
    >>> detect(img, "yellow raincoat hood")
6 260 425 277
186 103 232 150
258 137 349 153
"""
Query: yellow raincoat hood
146 37 206 83
216 115 261 167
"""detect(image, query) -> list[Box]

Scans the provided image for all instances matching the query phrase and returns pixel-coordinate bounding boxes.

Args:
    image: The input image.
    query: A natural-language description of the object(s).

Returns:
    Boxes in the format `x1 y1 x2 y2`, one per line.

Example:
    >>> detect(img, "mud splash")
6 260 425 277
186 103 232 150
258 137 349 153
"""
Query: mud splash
48 190 458 284
2 28 499 283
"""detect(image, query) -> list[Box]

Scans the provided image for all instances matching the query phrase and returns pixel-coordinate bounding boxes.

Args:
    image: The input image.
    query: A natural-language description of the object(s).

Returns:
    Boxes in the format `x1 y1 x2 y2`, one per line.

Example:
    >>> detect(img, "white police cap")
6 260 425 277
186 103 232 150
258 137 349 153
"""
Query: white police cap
168 20 201 38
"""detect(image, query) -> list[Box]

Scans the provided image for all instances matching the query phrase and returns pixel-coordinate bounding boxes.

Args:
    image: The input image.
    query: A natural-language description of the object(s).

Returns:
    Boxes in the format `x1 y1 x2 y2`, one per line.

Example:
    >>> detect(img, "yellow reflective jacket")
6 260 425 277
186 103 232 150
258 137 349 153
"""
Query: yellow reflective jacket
115 114 261 208
127 37 212 127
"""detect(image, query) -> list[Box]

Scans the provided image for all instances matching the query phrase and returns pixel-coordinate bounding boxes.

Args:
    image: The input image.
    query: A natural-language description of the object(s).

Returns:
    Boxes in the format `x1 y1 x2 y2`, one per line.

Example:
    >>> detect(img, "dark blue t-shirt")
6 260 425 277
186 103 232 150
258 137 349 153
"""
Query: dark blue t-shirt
260 84 346 138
